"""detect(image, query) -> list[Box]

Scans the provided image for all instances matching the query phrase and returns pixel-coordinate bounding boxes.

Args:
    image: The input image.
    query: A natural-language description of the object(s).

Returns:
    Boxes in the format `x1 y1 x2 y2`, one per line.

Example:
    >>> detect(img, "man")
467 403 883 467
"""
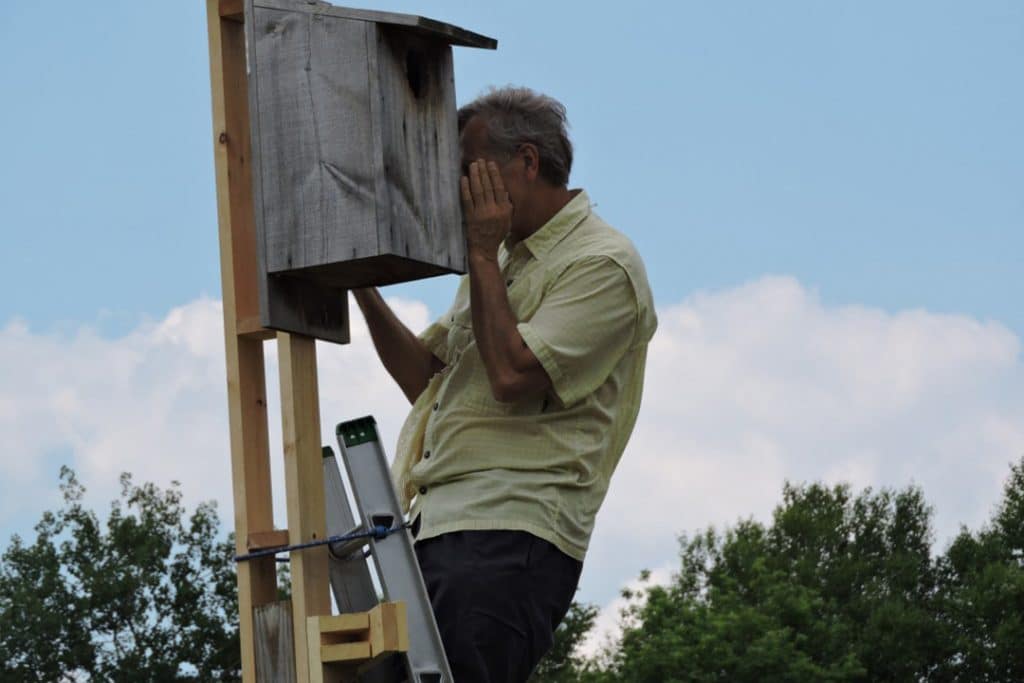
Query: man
353 87 657 682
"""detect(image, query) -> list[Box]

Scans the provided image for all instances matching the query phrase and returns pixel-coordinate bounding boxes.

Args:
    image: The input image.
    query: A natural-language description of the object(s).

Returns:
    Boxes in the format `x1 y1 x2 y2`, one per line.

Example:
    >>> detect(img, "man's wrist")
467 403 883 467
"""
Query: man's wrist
351 287 381 311
468 247 500 267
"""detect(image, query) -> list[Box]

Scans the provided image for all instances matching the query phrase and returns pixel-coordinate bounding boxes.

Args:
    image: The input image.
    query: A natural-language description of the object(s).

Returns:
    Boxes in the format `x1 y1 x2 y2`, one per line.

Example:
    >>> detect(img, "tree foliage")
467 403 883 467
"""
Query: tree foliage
534 457 1024 683
0 467 240 681
5 458 1022 682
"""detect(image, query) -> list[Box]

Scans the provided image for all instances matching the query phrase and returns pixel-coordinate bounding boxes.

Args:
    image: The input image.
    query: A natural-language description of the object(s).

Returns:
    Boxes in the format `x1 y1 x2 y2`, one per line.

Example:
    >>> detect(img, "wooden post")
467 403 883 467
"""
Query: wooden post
279 332 332 682
206 2 277 681
208 1 329 680
207 2 483 679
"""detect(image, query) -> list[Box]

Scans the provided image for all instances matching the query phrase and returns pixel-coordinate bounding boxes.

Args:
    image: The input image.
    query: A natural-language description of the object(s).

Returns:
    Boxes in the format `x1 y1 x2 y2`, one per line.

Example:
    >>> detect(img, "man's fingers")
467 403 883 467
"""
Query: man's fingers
487 161 509 205
478 158 494 203
460 175 472 210
468 160 485 204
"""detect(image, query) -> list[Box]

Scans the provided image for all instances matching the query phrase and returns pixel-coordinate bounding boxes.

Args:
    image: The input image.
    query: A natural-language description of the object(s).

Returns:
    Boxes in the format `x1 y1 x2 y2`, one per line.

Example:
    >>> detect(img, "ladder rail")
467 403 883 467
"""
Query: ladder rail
323 417 452 683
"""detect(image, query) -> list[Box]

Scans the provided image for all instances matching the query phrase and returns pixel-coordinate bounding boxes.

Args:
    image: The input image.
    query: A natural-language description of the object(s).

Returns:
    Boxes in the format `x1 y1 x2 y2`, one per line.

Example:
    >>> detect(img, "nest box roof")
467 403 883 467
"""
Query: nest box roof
251 0 498 49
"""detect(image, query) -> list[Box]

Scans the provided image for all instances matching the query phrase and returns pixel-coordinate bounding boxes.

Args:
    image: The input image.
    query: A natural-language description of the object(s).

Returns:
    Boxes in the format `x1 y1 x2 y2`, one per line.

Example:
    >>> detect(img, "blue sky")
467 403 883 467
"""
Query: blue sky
2 1 1023 636
2 1 1021 335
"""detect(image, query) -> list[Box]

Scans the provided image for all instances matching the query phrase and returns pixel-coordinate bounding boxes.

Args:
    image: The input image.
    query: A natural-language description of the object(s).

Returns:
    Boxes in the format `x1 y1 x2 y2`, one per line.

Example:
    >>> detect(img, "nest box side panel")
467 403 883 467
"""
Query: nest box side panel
373 26 466 277
252 7 379 274
245 1 353 344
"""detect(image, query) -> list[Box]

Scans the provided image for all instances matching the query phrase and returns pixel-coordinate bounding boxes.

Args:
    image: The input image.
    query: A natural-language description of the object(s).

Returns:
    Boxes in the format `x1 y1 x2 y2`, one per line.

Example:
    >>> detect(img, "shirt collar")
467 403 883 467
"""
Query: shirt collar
506 189 591 260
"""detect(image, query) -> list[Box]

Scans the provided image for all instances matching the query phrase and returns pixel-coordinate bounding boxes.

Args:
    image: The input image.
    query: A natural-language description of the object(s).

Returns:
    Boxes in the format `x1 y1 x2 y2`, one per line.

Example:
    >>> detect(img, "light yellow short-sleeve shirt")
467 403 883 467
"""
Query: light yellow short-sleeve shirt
408 190 657 561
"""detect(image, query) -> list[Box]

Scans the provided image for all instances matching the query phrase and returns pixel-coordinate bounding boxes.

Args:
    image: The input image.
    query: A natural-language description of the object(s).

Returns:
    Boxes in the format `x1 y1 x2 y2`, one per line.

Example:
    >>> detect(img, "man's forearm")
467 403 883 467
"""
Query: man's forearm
352 288 444 404
468 252 540 401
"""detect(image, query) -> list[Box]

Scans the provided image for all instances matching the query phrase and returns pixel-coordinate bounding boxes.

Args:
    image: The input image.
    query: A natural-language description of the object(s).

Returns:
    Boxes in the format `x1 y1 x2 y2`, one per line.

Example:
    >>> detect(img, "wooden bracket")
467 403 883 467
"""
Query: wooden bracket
306 603 409 683
247 529 291 552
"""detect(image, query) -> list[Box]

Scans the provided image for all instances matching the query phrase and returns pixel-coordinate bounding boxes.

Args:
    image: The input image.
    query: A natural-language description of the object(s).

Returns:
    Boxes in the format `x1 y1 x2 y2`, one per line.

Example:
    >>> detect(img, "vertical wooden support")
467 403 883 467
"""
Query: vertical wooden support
210 2 375 680
279 333 331 682
207 2 278 681
255 602 298 683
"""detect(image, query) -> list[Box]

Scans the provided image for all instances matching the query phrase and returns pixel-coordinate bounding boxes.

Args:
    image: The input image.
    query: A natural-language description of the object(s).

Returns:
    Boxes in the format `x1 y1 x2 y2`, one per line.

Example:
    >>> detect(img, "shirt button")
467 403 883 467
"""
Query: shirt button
423 450 431 459
419 486 427 495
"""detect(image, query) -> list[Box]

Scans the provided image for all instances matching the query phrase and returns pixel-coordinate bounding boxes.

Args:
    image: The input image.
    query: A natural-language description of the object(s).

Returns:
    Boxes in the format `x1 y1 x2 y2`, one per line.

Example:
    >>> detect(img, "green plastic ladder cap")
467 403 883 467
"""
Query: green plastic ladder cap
337 416 379 447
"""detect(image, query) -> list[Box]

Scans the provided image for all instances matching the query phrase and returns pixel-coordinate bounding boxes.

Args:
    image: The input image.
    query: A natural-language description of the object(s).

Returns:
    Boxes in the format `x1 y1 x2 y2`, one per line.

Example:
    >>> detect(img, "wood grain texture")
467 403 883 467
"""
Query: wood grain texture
255 602 298 683
253 8 377 274
253 0 497 48
320 642 373 663
244 0 485 339
206 3 278 681
264 274 349 345
278 332 331 683
219 0 244 21
368 602 409 657
247 529 291 550
373 25 464 274
317 612 371 635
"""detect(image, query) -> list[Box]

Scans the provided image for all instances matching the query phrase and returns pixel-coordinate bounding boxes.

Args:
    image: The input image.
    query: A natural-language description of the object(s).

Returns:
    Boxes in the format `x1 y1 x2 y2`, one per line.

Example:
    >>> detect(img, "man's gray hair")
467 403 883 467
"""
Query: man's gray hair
458 86 573 187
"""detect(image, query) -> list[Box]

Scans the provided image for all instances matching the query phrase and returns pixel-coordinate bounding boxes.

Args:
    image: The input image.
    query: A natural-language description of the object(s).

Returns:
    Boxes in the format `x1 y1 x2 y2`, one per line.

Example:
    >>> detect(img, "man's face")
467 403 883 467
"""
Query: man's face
459 115 528 235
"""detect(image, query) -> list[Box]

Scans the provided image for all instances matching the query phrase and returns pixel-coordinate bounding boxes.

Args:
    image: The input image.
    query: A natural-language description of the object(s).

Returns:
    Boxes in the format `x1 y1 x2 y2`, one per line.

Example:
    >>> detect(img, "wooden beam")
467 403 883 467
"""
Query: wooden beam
305 603 410 679
316 613 371 635
247 529 291 551
219 0 244 22
320 642 373 664
368 602 409 657
206 2 277 681
211 0 262 334
254 602 297 683
238 315 277 340
279 332 331 683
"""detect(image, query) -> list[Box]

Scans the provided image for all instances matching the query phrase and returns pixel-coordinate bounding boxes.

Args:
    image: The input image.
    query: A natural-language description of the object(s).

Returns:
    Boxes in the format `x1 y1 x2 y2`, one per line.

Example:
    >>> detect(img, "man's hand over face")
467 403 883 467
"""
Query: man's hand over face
461 159 513 261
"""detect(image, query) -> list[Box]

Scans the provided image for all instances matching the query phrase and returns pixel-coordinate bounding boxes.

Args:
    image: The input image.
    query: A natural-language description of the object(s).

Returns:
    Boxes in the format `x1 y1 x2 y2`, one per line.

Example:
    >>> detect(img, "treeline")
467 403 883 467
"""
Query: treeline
535 457 1024 682
2 459 1022 681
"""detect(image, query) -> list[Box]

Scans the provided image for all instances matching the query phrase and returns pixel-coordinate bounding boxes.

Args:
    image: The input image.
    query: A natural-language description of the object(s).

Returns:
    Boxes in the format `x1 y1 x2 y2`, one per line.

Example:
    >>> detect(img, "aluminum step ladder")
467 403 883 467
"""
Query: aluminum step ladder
321 416 451 683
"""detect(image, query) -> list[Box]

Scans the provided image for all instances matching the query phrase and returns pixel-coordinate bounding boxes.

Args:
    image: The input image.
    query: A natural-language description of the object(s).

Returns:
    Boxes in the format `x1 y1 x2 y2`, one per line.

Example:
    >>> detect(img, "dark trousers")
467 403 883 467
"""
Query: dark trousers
414 529 583 683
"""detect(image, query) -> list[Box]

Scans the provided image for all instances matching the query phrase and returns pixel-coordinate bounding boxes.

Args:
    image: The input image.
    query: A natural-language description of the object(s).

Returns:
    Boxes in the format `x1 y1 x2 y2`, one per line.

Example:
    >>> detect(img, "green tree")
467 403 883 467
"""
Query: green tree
0 467 240 682
597 482 946 682
936 457 1024 681
529 600 600 683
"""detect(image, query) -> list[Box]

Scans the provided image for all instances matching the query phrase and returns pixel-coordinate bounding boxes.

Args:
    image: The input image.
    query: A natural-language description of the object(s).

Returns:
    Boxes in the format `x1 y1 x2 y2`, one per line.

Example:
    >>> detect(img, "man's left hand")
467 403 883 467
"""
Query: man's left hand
461 159 513 261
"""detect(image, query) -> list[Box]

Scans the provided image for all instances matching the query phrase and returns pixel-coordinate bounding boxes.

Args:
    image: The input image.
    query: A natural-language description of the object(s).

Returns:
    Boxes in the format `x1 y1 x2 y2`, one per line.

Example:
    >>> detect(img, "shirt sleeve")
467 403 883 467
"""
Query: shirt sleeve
517 256 638 408
418 277 469 364
418 320 449 364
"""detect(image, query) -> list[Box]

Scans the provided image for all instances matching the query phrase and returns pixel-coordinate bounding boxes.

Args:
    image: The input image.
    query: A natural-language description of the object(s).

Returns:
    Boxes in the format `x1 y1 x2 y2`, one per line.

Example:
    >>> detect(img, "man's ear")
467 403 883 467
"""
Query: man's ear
520 143 540 181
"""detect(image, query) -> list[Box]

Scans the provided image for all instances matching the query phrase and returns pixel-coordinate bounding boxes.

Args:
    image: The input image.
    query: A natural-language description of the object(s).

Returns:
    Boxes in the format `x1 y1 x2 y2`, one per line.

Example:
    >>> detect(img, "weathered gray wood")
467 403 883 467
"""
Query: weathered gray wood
254 601 298 683
244 0 494 342
374 26 464 274
265 273 350 345
253 0 498 49
254 8 378 273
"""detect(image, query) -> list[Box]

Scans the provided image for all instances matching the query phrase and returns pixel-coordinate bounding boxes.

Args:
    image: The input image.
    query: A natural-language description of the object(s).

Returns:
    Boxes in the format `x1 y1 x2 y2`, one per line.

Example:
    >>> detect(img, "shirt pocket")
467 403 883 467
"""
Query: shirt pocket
507 269 548 322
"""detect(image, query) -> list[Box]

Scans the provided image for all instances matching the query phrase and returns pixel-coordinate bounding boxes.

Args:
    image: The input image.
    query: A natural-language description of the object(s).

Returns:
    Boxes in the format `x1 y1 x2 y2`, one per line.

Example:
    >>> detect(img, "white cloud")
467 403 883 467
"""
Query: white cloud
585 276 1024 606
0 295 427 536
2 277 1023 642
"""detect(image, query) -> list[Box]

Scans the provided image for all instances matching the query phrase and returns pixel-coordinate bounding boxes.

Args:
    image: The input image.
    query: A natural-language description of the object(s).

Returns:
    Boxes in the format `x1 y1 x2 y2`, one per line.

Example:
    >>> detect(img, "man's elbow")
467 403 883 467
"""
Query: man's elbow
490 376 521 404
490 369 546 404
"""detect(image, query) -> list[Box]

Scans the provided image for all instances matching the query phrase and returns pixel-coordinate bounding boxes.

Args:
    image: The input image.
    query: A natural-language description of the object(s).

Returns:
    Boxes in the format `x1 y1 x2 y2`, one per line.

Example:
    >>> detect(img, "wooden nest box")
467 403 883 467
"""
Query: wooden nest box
242 0 496 343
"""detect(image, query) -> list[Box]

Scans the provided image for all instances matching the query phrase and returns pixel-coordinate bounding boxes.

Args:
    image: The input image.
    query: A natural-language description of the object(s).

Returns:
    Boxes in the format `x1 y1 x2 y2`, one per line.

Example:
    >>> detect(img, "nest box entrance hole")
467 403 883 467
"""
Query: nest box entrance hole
406 49 426 98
